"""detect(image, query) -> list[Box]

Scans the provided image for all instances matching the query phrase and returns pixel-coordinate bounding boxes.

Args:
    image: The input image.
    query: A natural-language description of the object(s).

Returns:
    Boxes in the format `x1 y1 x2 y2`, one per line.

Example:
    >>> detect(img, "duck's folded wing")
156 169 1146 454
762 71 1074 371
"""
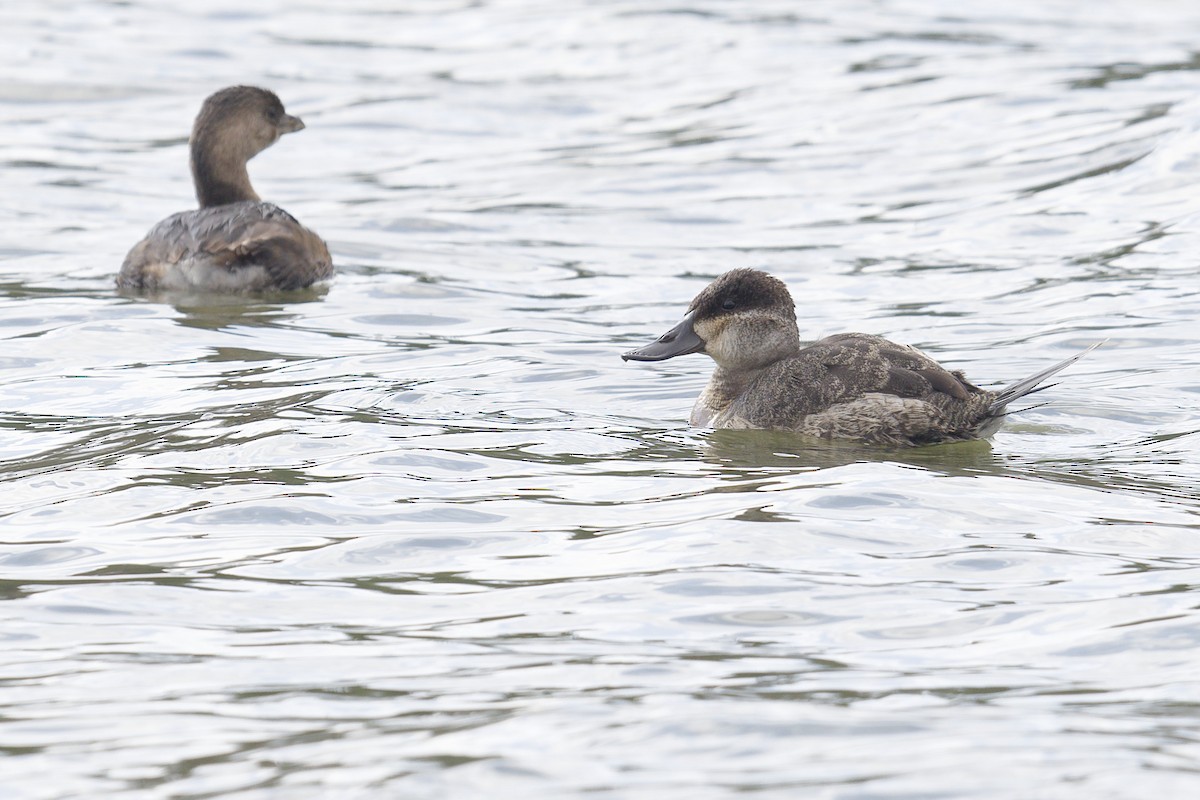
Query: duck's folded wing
812 333 980 402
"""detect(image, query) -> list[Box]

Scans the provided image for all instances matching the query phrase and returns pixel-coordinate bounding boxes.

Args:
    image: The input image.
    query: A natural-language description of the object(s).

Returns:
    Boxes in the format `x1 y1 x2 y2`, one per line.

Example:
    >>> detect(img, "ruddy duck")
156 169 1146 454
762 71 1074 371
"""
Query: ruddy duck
117 86 333 293
623 268 1098 446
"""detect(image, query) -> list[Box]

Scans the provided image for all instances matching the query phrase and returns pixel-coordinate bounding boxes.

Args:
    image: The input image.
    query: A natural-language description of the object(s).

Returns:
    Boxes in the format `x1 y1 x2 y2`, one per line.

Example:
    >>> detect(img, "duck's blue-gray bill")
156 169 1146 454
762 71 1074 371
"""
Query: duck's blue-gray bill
622 312 705 362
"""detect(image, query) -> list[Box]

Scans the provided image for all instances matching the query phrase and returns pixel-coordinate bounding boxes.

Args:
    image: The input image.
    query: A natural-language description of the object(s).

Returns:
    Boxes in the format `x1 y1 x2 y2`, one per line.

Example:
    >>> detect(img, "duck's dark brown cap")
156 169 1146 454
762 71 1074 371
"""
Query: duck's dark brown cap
687 268 793 317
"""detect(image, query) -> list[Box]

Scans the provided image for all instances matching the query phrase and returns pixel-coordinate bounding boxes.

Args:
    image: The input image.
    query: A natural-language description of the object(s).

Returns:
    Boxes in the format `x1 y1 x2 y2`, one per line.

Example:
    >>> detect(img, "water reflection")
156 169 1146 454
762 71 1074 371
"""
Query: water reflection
135 288 332 331
700 426 996 472
700 426 1200 511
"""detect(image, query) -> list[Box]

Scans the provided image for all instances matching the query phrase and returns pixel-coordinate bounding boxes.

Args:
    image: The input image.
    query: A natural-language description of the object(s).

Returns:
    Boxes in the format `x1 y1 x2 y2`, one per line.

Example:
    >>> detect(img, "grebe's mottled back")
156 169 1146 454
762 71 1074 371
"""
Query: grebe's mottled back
117 86 332 293
623 268 1098 446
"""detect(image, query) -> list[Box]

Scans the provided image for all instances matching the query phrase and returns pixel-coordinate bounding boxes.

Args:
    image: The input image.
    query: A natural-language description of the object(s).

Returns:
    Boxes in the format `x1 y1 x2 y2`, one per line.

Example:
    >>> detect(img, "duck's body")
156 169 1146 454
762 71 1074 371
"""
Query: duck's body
623 269 1097 446
118 86 332 293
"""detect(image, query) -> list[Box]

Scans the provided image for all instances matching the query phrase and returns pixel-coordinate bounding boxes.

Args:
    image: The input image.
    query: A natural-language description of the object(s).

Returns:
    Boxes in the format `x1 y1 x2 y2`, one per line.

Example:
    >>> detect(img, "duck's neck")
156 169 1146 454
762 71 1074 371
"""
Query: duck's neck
190 137 260 208
691 364 764 427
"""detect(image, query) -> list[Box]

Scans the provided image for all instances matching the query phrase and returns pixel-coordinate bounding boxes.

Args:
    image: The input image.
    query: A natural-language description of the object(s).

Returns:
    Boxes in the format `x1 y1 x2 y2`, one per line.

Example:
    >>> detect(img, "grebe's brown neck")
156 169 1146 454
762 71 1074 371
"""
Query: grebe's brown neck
186 86 304 208
190 139 259 208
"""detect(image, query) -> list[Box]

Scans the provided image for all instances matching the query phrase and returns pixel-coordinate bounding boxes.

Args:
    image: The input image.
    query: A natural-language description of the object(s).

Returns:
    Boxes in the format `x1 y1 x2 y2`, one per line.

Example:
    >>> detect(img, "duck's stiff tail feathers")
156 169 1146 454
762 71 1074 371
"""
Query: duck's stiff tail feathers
987 341 1104 416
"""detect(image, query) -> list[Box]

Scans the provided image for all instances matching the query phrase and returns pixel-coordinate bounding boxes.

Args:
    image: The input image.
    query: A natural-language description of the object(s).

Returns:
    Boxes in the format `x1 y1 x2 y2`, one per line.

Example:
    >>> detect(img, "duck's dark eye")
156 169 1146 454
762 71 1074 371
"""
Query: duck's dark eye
266 107 281 123
721 298 737 310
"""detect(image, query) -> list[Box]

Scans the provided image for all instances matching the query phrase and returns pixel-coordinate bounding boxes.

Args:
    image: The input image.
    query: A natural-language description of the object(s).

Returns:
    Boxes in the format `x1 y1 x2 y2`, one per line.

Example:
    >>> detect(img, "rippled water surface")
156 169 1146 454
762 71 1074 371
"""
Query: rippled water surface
3 1 1200 797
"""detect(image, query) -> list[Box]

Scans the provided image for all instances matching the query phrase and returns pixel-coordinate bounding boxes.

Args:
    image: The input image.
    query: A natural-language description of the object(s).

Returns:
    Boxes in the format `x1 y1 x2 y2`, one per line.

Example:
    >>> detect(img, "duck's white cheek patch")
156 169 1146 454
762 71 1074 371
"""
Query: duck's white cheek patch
699 314 769 367
692 317 727 359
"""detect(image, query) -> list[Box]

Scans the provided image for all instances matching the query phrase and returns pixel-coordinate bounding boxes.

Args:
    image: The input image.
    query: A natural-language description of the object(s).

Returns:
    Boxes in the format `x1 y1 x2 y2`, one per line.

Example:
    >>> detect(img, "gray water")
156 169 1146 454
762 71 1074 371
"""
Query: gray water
2 1 1199 798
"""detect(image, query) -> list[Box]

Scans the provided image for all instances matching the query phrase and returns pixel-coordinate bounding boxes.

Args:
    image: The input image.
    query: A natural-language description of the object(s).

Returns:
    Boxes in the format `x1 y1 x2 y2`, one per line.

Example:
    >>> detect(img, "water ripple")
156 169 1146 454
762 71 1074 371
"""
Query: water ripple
3 1 1200 798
